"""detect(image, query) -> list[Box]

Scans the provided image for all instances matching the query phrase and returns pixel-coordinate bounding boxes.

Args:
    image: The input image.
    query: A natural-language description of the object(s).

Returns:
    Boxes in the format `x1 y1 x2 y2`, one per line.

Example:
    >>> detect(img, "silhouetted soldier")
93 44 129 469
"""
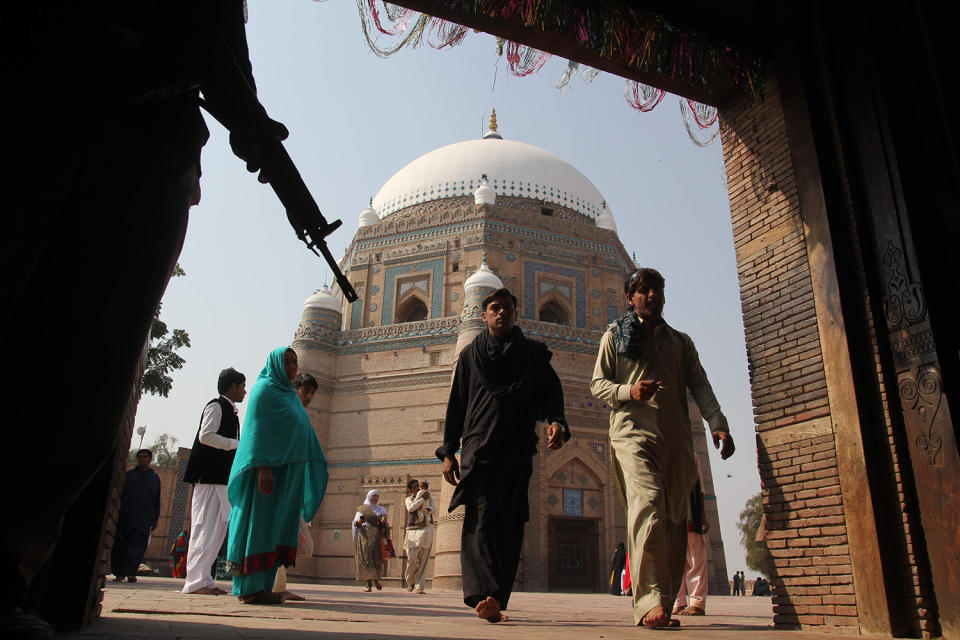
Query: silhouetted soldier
4 3 290 636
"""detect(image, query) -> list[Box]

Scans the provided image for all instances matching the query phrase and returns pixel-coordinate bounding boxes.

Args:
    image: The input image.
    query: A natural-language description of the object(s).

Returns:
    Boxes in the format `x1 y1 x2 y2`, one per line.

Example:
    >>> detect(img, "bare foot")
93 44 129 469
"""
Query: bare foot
680 606 704 616
283 591 306 601
362 586 372 592
188 587 222 595
640 605 670 628
476 596 508 623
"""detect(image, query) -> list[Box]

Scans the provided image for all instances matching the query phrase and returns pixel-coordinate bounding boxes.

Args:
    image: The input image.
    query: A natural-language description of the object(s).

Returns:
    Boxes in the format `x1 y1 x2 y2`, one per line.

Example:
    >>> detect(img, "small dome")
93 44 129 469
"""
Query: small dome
464 256 503 291
359 199 379 227
304 285 341 312
596 202 617 232
474 174 496 205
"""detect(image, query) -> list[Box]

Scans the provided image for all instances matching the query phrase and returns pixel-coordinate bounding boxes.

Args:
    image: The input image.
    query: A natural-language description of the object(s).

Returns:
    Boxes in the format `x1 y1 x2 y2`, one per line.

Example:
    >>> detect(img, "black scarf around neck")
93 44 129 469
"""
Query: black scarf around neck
611 312 645 361
472 326 531 401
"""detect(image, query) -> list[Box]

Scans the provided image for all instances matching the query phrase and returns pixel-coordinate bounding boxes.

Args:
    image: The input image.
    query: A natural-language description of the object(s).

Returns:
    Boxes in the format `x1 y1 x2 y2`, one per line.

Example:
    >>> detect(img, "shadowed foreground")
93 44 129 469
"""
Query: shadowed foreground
58 577 859 639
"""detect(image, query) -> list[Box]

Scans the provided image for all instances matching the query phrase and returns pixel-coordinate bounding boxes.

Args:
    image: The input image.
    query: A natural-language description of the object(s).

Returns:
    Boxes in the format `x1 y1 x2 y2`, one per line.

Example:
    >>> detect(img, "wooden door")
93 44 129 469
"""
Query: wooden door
548 517 599 592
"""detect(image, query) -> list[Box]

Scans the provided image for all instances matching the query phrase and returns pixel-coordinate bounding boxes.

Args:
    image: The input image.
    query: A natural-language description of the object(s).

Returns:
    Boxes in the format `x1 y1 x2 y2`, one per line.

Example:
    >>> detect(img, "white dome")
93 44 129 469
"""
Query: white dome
474 175 496 205
359 202 379 227
304 285 341 312
372 136 611 222
464 258 503 291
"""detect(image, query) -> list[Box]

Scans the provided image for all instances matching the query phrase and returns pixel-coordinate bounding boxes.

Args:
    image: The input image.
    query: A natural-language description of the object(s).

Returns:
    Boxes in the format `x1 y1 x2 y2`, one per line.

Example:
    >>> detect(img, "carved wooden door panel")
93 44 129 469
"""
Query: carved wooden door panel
548 517 599 592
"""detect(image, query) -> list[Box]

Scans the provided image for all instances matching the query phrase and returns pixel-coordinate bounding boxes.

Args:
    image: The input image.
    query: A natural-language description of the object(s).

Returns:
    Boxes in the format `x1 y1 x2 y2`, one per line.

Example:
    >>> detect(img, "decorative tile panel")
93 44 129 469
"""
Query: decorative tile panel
524 261 587 327
563 489 583 517
382 258 444 324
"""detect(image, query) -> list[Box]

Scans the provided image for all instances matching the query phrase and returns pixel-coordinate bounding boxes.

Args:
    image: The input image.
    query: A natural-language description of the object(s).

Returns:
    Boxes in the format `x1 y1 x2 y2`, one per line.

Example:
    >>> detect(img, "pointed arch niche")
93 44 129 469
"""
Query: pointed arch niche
537 277 574 326
394 274 430 323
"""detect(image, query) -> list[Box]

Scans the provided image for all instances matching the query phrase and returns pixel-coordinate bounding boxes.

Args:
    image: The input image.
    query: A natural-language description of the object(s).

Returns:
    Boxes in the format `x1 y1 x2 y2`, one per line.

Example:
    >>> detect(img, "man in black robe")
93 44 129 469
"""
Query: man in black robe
111 450 161 583
438 287 570 623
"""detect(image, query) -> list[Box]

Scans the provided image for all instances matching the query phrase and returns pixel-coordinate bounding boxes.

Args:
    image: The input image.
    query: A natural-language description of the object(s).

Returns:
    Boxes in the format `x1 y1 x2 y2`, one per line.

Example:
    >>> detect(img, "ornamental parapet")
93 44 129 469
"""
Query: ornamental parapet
294 316 459 350
518 319 604 351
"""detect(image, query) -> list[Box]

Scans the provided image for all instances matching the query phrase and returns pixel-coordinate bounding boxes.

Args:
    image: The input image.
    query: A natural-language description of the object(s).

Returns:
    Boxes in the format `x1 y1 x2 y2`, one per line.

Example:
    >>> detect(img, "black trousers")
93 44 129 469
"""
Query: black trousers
111 529 149 579
460 457 532 610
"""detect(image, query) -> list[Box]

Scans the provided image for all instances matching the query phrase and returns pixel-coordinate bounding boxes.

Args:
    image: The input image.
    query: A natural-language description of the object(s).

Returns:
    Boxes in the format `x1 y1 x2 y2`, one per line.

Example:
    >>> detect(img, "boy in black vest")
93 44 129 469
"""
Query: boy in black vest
181 368 246 595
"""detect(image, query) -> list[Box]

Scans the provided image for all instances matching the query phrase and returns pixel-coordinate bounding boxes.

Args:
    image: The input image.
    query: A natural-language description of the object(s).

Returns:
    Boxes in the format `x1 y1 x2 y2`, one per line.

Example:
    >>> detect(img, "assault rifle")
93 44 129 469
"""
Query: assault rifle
199 33 358 302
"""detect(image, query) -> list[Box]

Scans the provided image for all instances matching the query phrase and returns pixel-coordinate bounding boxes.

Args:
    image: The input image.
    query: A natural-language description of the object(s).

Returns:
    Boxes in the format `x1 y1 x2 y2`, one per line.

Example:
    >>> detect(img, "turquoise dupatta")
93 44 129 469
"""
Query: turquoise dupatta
227 347 328 593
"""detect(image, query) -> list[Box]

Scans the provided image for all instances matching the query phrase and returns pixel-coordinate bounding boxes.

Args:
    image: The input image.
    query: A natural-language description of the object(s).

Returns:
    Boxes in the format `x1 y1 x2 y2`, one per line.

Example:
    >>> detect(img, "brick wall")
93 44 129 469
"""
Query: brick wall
720 75 858 633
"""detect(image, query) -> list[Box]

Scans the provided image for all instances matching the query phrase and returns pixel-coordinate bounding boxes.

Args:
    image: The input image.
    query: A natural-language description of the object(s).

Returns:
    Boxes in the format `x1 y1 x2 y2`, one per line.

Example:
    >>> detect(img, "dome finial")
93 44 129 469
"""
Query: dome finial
483 108 503 140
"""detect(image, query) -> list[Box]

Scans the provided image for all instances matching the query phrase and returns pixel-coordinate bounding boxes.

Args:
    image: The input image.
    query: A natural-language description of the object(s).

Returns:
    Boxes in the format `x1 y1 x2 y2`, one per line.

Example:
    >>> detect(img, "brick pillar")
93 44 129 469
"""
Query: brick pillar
720 74 884 634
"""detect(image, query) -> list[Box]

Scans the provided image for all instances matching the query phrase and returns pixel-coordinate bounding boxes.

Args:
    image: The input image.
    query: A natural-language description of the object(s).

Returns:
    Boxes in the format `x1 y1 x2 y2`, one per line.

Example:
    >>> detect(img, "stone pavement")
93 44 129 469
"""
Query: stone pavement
61 577 857 639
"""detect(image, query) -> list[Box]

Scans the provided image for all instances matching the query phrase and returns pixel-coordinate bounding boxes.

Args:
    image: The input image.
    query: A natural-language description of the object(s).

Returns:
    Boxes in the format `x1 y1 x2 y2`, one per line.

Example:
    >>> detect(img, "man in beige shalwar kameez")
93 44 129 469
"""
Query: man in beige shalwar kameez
591 268 735 628
403 478 437 593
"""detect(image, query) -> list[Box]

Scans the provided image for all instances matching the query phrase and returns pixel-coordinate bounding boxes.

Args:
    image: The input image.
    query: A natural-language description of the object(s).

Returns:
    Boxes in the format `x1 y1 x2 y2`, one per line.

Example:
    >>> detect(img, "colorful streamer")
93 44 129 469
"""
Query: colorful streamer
624 80 665 112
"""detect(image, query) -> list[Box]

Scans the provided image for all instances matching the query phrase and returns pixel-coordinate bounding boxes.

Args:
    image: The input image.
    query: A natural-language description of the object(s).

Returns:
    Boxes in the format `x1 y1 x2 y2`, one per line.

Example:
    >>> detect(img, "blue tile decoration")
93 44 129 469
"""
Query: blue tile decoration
507 253 516 262
382 258 444 324
607 306 618 324
590 288 601 299
369 285 380 296
563 489 583 517
449 291 459 302
524 261 586 328
350 286 365 330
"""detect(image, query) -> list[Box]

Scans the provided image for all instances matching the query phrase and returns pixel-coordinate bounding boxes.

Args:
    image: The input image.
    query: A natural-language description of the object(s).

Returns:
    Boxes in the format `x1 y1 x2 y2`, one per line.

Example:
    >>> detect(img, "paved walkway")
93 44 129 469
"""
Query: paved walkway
61 577 856 639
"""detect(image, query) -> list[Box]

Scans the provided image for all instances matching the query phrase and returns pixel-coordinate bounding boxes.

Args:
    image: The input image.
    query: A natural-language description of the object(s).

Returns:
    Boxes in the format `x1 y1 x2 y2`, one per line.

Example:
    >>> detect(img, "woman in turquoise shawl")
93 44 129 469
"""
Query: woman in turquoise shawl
227 347 328 603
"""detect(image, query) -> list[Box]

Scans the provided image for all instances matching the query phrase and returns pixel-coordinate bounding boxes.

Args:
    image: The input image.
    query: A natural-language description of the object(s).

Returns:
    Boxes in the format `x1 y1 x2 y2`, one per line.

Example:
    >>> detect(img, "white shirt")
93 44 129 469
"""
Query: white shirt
198 396 239 451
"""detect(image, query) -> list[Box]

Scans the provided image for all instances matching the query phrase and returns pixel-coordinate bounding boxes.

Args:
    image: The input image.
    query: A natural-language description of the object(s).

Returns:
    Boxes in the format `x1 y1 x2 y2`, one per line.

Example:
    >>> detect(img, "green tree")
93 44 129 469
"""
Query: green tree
128 433 179 467
141 263 191 397
737 492 776 577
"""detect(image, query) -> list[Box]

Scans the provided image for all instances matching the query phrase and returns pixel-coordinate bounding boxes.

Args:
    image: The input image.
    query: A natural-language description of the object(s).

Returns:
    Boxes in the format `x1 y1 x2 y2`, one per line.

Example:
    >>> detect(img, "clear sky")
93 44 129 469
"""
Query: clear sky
136 0 759 578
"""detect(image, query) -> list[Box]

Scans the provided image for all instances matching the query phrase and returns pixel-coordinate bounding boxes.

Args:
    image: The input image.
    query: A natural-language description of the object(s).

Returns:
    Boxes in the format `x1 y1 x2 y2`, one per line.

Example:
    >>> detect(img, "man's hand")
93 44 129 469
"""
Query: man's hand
229 117 290 184
629 379 662 402
257 466 274 495
712 431 736 460
547 423 564 450
442 455 460 486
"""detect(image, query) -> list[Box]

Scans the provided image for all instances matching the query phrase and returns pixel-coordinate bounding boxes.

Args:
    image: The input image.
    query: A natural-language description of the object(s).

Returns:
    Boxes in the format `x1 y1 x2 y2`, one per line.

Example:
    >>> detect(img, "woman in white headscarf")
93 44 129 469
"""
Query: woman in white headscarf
353 489 389 591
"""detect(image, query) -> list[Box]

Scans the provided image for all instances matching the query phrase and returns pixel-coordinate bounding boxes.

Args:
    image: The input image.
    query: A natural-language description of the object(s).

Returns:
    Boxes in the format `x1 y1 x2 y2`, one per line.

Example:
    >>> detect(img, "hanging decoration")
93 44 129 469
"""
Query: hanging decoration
686 98 719 128
419 0 765 96
505 41 551 77
679 98 721 147
426 18 469 49
555 60 601 92
356 0 431 58
348 1 763 97
624 80 665 112
342 1 755 148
